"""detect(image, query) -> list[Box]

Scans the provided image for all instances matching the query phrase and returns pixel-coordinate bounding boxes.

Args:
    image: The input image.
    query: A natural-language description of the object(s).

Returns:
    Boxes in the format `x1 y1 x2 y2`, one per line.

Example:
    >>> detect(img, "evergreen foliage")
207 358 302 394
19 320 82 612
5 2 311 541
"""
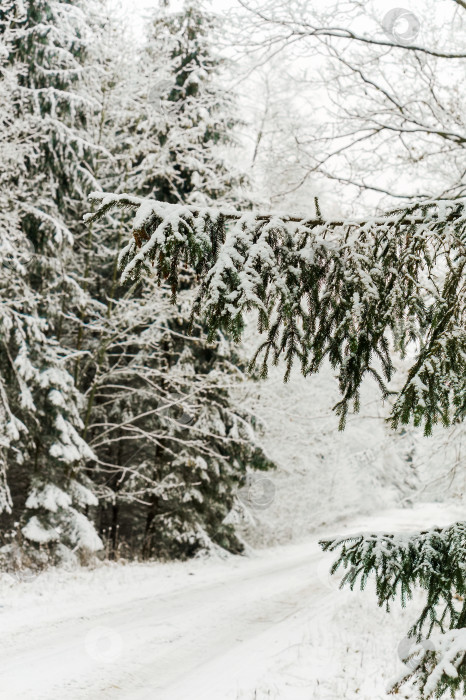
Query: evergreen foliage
87 287 274 559
18 0 274 559
0 0 103 560
82 3 271 559
86 195 466 436
0 0 274 562
121 2 246 206
13 0 101 242
320 524 466 697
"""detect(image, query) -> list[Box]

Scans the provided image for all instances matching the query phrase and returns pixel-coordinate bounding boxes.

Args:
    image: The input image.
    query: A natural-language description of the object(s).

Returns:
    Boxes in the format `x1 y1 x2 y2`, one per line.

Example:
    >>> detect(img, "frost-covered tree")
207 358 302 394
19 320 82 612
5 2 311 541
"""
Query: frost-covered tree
0 1 102 561
0 0 31 522
71 2 274 559
80 284 274 559
120 1 247 206
13 0 102 236
0 249 102 563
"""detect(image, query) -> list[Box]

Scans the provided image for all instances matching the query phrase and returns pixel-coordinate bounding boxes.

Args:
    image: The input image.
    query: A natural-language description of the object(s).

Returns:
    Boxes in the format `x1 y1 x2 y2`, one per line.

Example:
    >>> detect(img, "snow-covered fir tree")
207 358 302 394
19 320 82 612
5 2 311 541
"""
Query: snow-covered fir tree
0 0 103 561
0 0 30 522
77 281 274 559
122 1 247 205
69 1 274 558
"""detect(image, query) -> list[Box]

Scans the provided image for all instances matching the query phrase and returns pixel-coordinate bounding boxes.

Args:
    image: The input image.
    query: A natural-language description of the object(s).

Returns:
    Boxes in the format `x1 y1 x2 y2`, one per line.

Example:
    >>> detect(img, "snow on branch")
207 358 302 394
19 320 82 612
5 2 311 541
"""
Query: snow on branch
321 520 466 697
320 522 466 619
85 192 466 433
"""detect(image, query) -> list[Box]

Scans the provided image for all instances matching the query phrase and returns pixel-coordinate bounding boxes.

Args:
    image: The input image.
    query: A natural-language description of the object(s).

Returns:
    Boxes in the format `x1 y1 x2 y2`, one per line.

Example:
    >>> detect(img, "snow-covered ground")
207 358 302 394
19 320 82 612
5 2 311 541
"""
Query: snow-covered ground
1 502 464 700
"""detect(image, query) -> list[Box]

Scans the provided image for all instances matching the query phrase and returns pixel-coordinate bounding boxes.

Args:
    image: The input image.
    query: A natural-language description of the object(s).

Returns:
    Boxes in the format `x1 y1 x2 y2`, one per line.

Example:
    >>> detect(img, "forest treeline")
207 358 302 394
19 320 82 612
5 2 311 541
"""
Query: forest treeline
0 0 275 568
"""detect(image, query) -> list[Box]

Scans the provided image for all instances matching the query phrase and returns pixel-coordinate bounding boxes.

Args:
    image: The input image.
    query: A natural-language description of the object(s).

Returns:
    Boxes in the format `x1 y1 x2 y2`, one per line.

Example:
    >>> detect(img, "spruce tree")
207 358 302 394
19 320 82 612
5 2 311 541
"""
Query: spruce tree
75 1 274 558
124 1 246 206
0 0 103 560
0 0 30 522
82 283 274 559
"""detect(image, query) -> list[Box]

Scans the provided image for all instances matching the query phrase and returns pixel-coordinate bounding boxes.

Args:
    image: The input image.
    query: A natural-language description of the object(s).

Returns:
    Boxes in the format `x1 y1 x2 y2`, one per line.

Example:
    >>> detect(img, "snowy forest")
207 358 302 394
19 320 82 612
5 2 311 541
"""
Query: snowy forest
0 0 465 699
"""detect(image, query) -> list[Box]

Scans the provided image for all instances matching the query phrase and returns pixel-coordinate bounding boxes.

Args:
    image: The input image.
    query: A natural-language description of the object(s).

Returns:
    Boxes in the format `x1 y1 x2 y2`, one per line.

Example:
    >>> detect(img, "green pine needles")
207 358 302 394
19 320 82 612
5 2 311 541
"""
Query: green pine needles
85 193 466 435
320 523 466 697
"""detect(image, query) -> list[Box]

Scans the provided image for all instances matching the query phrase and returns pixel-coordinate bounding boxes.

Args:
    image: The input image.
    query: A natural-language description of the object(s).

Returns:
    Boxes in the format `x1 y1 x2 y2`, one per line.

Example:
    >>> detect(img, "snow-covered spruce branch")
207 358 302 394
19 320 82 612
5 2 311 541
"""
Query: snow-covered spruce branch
320 523 466 697
85 192 466 433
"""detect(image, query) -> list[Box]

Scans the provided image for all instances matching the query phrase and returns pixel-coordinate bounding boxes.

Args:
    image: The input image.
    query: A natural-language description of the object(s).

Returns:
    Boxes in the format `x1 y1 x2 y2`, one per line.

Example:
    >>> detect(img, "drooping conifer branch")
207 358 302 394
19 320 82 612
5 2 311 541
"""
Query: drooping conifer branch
85 192 466 433
320 522 466 697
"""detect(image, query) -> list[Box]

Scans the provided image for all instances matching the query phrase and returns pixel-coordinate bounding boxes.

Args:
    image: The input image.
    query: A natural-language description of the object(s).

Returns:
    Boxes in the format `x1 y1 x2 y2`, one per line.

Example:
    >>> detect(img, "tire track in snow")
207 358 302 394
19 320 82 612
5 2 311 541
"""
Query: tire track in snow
0 548 339 700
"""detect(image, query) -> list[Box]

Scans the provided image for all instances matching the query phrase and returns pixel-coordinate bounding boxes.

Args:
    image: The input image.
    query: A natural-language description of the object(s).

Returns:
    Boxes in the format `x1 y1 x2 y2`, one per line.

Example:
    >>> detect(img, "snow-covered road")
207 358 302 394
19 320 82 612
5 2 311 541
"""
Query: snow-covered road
1 543 333 700
1 503 463 700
